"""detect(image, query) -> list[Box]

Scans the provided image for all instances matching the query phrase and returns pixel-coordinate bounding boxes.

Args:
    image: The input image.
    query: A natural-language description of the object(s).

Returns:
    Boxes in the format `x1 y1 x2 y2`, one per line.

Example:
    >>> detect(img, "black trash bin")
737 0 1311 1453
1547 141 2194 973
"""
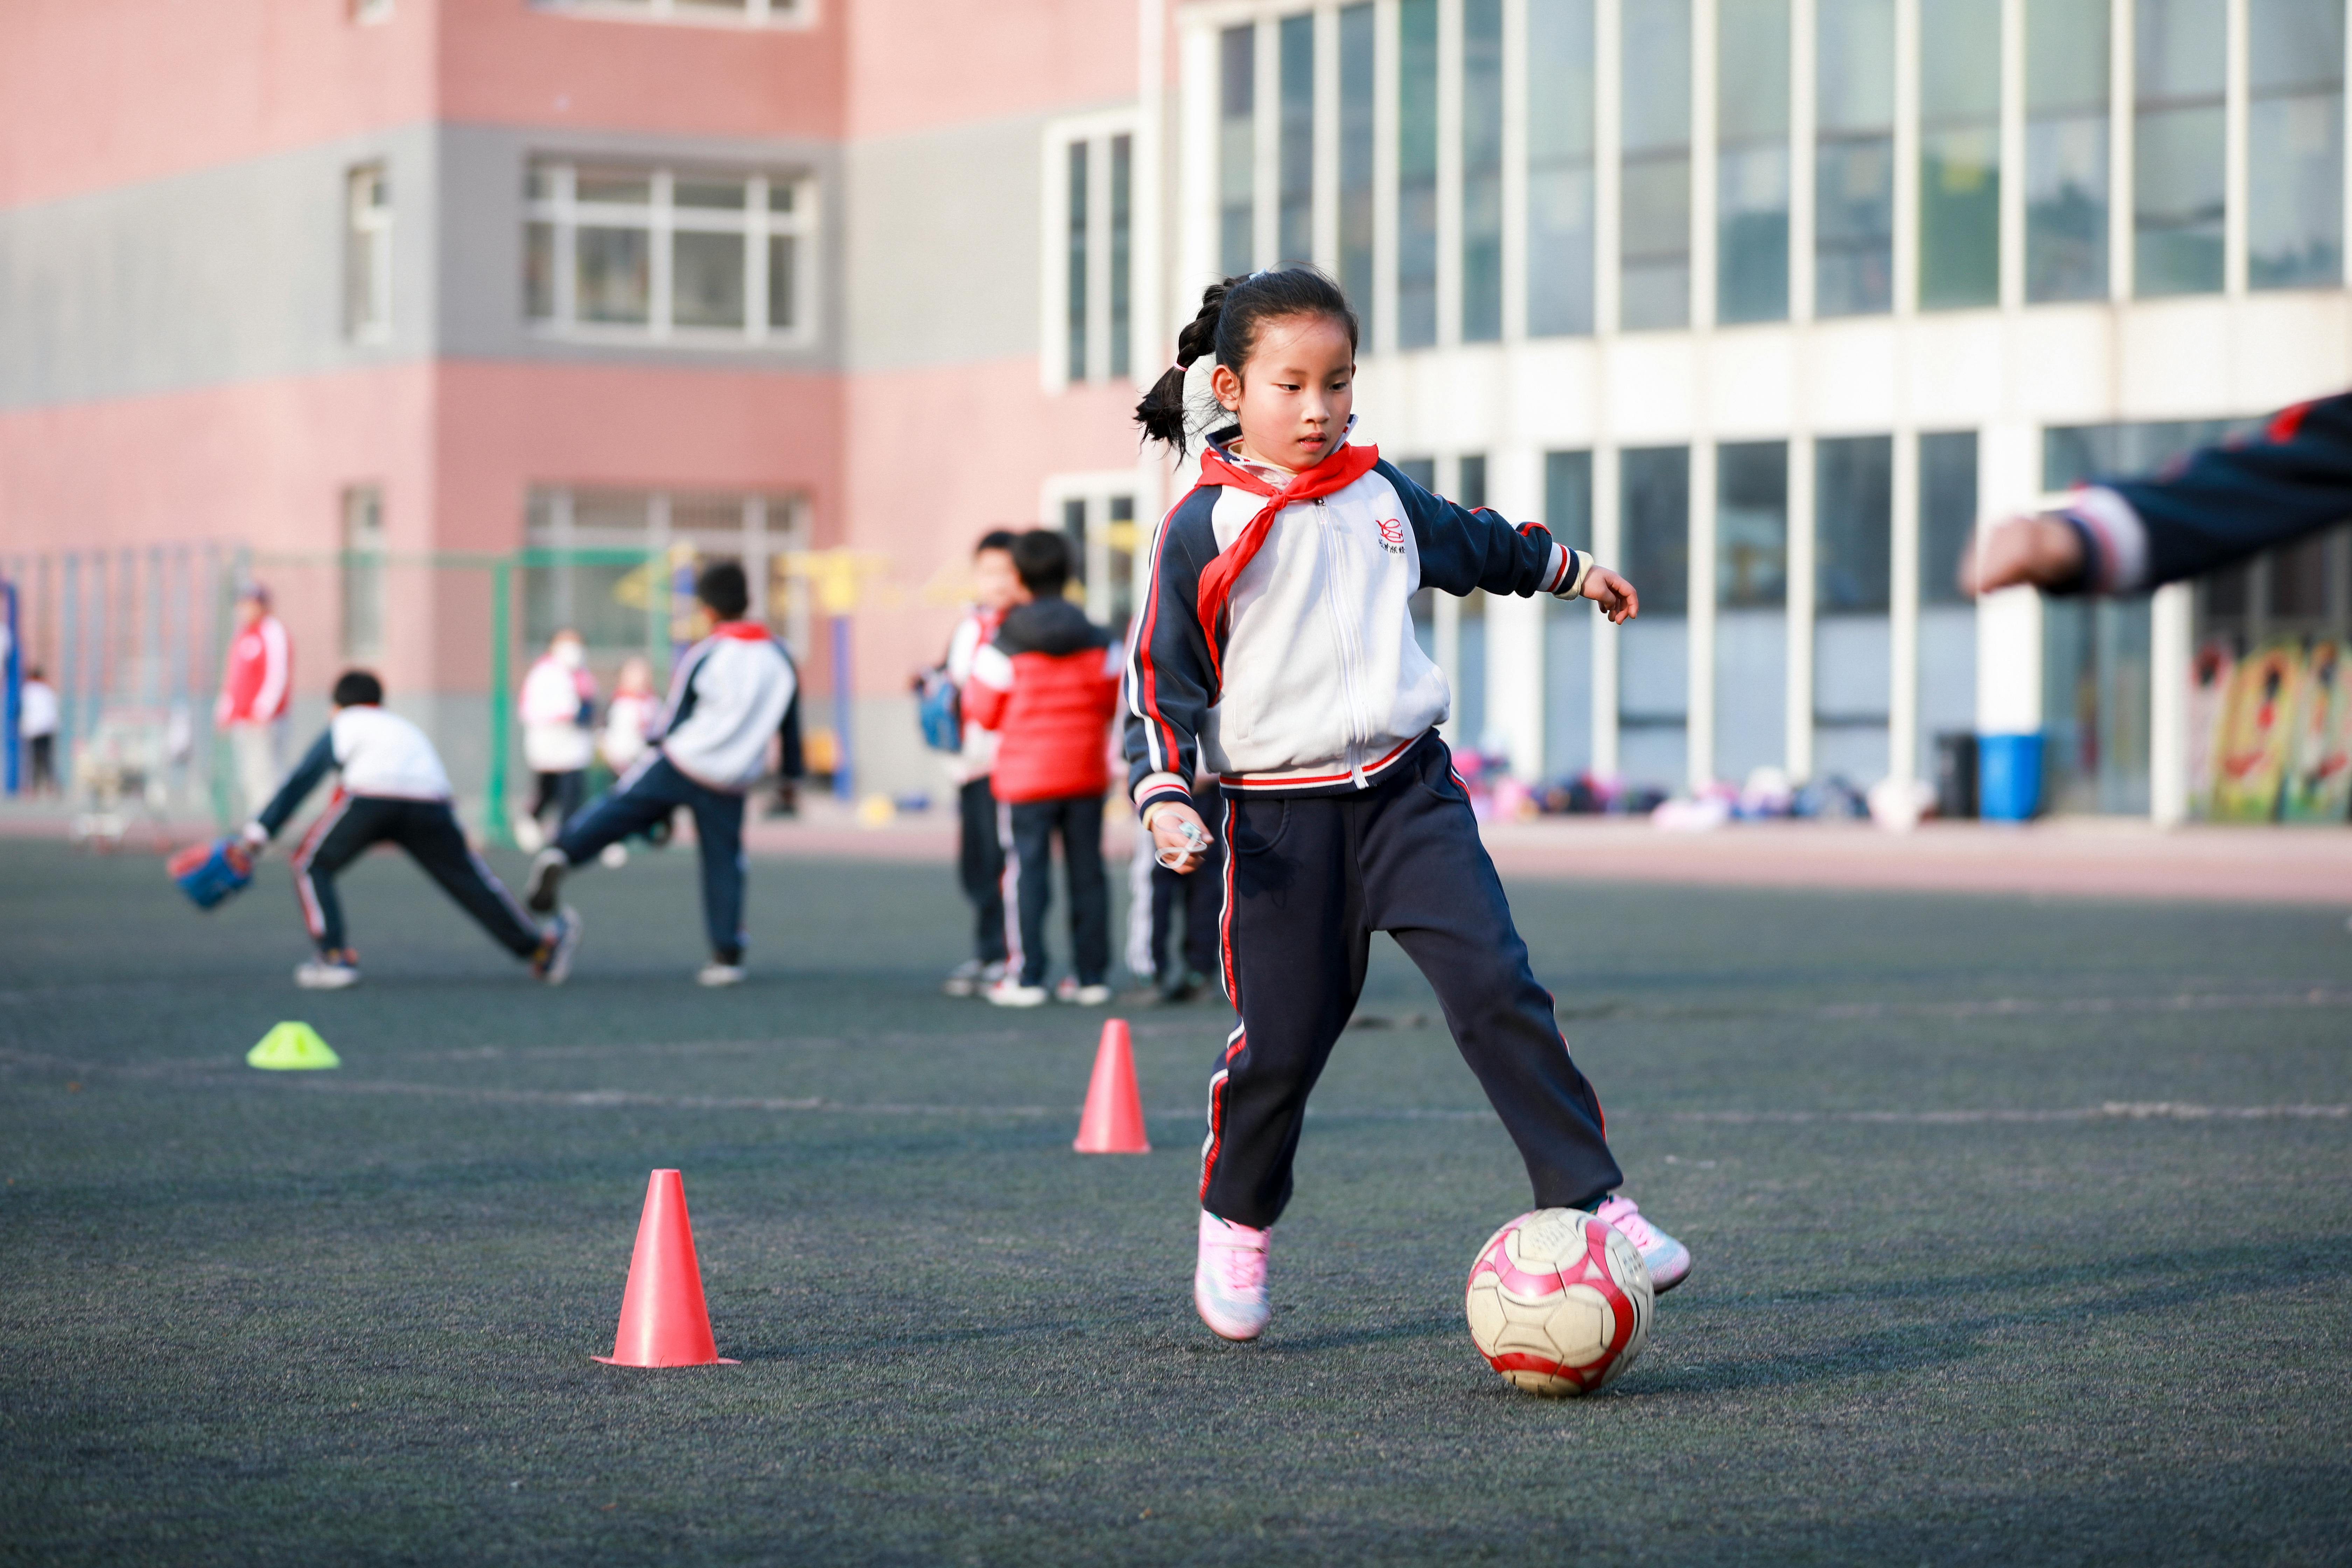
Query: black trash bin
1934 731 1979 820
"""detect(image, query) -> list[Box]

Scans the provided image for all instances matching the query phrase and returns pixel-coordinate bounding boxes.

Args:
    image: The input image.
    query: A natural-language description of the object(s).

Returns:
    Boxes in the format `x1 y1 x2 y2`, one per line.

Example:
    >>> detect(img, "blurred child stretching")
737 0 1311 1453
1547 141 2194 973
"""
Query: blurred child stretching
527 561 800 987
242 670 579 990
939 530 1021 996
1128 267 1690 1342
962 530 1123 1008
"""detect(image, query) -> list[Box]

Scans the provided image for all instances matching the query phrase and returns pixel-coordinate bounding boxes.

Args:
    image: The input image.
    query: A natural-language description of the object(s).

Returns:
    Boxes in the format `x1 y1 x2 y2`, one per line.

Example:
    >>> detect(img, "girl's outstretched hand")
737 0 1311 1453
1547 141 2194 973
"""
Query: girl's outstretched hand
1145 801 1215 875
1581 566 1639 624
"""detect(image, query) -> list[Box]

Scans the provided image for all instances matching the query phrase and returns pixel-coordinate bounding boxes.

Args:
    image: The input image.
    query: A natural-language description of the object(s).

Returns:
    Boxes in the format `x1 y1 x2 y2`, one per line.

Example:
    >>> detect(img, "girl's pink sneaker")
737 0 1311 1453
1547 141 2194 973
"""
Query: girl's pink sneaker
1594 1195 1693 1293
1194 1211 1272 1340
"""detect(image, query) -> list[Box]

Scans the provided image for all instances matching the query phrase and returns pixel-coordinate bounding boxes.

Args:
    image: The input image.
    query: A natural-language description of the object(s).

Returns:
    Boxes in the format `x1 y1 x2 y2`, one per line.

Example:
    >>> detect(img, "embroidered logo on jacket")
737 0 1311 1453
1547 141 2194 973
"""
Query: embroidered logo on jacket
1375 517 1407 554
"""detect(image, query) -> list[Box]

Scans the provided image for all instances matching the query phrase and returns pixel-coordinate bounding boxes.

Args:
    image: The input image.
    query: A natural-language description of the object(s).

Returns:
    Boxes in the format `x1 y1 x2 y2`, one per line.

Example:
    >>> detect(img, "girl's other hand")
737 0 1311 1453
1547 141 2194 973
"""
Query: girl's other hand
1581 566 1639 624
1147 802 1214 875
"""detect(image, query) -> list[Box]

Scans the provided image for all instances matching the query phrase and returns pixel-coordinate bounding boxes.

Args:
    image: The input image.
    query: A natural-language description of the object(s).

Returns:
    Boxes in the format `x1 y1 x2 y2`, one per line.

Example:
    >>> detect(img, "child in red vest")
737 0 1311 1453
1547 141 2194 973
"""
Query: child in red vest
1128 267 1689 1342
961 530 1123 1008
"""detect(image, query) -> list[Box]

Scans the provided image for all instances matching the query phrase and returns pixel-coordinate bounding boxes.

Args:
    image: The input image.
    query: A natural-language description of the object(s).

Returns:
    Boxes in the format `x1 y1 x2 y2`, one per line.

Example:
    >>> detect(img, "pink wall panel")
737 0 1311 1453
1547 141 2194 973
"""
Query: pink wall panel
843 0 1135 139
0 0 438 209
839 356 1144 694
430 360 843 554
0 365 437 556
436 0 845 140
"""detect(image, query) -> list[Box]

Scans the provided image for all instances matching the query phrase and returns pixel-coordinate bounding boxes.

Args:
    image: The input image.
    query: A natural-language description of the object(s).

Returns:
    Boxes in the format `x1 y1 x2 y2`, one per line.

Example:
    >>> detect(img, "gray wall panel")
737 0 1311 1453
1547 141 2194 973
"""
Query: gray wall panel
841 113 1042 373
0 127 438 410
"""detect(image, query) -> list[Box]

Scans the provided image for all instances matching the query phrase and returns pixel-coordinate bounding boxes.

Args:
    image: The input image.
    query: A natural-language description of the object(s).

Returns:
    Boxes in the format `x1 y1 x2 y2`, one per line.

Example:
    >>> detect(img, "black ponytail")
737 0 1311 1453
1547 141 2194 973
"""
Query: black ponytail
1134 267 1359 459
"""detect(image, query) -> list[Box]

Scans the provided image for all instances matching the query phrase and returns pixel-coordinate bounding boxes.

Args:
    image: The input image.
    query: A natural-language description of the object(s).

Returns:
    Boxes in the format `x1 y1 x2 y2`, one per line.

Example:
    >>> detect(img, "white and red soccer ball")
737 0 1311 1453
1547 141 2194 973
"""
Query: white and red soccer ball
1465 1208 1653 1396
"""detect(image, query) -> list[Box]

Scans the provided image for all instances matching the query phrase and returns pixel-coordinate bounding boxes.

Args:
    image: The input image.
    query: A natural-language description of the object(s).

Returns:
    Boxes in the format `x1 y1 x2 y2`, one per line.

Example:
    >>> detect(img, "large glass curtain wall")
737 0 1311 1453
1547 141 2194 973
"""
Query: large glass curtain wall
1917 432 1980 778
1207 0 2345 346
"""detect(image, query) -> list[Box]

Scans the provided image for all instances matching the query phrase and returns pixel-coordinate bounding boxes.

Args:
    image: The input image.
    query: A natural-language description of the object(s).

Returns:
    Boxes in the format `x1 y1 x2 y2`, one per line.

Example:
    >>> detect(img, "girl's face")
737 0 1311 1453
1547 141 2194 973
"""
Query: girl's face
971 547 1021 612
1210 313 1356 473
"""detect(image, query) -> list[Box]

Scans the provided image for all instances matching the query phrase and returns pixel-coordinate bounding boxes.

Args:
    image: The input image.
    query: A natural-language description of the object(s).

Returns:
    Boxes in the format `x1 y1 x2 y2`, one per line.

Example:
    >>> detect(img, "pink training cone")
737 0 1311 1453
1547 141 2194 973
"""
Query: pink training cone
592 1169 738 1367
1074 1018 1151 1154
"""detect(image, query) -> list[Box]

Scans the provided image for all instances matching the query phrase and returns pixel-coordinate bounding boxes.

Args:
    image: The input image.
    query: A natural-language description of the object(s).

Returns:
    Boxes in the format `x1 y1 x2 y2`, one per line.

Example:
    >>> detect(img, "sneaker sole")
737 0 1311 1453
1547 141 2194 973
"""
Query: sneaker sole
1192 1279 1268 1342
539 909 582 985
1647 1249 1693 1295
295 972 361 990
987 993 1047 1008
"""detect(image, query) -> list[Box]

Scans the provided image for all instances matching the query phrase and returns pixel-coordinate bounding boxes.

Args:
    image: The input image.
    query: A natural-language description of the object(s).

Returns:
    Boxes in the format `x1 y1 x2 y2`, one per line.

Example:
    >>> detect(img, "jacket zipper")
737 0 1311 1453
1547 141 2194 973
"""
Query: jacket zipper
1315 498 1371 788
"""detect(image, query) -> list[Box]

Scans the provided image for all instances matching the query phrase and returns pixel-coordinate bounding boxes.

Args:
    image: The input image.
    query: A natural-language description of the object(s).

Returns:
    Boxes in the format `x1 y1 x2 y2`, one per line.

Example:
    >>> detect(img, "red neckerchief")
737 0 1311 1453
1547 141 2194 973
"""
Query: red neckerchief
1193 440 1380 677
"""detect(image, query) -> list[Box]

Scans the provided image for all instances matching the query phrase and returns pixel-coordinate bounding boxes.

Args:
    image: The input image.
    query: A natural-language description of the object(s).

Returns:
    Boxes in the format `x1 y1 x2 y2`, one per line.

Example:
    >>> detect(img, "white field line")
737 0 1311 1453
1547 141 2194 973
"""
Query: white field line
0 1048 2343 1126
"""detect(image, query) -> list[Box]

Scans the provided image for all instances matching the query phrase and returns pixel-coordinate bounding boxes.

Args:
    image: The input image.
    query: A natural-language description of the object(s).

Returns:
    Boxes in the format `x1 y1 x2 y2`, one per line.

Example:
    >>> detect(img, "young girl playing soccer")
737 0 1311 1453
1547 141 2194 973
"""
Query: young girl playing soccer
1127 267 1692 1341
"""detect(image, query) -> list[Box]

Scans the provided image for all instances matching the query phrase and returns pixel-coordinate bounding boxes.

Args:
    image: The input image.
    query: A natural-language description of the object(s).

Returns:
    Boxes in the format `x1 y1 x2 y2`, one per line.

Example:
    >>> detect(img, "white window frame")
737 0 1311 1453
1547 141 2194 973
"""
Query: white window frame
525 162 818 348
1041 110 1145 393
346 163 394 344
532 0 813 28
1041 468 1166 624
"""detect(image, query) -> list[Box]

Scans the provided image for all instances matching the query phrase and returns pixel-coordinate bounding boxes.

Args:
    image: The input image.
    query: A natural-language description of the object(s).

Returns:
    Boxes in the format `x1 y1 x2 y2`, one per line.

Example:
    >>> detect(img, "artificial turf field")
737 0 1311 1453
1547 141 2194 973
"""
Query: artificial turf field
2 836 2349 1567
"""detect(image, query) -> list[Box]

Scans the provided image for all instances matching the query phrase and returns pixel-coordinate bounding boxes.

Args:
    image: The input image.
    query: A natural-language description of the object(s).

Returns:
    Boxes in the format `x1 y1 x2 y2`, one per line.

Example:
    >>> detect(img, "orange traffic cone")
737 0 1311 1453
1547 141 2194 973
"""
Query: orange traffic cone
1074 1018 1151 1154
592 1169 738 1367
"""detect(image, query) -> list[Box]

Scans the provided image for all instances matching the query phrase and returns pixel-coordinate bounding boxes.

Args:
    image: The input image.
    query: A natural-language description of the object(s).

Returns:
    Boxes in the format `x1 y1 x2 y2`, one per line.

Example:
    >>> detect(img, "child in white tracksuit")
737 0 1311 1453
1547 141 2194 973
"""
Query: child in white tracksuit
525 560 800 987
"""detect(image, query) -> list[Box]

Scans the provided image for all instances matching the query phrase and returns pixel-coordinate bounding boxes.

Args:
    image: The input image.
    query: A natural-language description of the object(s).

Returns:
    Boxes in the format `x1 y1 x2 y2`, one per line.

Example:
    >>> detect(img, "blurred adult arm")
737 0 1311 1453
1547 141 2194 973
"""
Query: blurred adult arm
1964 393 2352 596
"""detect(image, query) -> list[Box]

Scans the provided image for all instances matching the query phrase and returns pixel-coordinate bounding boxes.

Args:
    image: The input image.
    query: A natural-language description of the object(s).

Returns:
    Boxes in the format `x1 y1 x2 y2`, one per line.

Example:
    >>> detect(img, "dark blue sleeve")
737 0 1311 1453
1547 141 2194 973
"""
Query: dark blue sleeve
2104 392 2352 589
1123 489 1220 811
254 730 335 837
1378 459 1588 599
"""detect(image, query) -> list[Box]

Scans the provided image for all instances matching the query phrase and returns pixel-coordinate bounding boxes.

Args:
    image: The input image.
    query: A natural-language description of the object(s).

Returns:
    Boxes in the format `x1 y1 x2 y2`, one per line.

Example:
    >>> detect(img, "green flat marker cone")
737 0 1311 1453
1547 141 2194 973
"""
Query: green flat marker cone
247 1022 341 1071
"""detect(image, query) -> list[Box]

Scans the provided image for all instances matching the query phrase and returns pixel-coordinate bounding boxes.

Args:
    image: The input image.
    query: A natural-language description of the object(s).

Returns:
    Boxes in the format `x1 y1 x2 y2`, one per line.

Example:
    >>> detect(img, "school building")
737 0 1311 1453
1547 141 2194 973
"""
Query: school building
3 0 2348 824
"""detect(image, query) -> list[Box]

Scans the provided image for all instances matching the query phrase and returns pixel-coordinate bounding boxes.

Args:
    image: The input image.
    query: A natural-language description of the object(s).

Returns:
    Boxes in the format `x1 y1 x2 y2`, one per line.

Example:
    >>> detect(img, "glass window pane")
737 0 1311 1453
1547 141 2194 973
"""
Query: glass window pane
1068 140 1089 381
1111 135 1132 378
1220 26 1256 276
526 164 553 202
1528 0 1597 336
1716 441 1788 779
768 180 797 213
525 220 556 319
1622 0 1693 330
1542 450 1595 777
1815 435 1892 782
766 234 797 330
576 168 653 205
2134 0 2226 295
673 231 746 329
1463 0 1505 341
577 226 651 324
1620 446 1690 790
1399 0 1441 348
1817 0 1895 316
2026 0 2110 301
1340 4 1378 313
674 177 747 210
1280 13 1315 265
1919 0 2002 309
1816 435 1891 612
1718 0 1791 324
2249 0 2343 288
1545 449 1594 552
1917 430 1979 779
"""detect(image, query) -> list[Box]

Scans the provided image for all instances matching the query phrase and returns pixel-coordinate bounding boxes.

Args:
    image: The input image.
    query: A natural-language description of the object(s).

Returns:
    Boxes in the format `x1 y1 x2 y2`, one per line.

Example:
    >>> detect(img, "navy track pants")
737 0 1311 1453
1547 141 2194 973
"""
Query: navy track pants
556 754 748 962
290 793 543 959
1199 734 1622 1230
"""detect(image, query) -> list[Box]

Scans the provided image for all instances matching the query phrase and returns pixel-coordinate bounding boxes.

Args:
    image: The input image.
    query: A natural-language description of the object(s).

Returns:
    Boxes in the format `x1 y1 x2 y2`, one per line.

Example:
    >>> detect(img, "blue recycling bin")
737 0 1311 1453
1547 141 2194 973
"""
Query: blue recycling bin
1977 733 2044 821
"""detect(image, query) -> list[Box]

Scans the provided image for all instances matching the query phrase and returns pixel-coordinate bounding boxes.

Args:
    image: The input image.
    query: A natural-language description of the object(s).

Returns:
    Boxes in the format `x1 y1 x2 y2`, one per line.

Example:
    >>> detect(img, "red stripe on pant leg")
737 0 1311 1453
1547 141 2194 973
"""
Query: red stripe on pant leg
1199 1064 1231 1204
289 791 350 942
1217 796 1239 1007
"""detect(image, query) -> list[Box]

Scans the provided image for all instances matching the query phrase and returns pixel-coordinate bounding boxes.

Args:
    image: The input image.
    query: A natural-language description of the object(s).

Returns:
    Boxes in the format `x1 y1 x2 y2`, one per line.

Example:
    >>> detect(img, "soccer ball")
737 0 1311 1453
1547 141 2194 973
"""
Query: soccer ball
1465 1208 1653 1396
